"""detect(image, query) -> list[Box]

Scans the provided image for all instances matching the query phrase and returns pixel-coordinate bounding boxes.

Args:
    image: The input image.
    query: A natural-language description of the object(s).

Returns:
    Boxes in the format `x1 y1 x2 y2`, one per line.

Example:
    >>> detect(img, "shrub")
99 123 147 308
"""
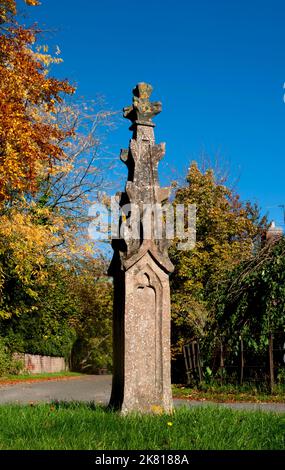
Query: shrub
0 338 23 376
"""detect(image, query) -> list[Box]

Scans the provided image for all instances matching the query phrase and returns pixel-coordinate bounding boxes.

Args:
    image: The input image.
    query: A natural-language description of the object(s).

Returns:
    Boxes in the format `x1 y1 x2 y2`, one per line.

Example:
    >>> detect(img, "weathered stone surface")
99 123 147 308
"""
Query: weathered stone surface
108 83 173 413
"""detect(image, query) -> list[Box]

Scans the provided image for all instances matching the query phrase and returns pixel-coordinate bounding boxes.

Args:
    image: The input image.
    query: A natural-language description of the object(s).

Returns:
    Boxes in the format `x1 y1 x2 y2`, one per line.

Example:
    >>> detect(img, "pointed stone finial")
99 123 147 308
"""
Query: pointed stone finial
108 83 173 414
123 82 162 126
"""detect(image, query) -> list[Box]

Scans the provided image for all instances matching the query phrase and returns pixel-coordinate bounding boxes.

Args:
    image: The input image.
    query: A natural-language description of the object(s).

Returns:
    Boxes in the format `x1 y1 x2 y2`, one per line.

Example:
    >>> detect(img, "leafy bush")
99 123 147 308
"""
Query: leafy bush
0 260 113 370
0 338 23 376
69 270 113 373
208 237 285 352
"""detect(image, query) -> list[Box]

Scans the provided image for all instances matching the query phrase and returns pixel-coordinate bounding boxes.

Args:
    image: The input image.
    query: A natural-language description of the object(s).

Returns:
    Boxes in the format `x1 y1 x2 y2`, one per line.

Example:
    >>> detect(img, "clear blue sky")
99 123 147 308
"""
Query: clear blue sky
25 0 285 226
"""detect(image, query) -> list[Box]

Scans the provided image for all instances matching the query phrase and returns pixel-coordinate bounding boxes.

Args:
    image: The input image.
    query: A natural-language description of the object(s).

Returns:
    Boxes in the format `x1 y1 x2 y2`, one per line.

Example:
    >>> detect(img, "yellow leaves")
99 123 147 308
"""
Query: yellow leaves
1 1 39 27
0 309 13 320
25 0 40 6
0 19 75 205
151 405 164 415
0 199 91 312
49 162 74 176
25 288 39 300
33 47 63 67
0 209 55 287
0 1 16 23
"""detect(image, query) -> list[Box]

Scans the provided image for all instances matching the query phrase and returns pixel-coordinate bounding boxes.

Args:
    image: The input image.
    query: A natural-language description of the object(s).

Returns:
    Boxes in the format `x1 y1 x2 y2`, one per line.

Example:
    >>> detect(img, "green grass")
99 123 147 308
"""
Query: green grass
173 383 285 403
0 372 82 382
0 403 284 450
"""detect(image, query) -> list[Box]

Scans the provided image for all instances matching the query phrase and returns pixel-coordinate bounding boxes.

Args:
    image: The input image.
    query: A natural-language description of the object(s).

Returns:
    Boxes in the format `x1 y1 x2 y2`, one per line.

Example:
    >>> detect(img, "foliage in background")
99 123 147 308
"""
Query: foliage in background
0 0 74 203
170 162 267 363
208 236 285 353
0 0 115 314
1 2 281 385
0 337 23 376
69 259 113 372
0 259 113 370
0 0 114 373
0 0 72 318
0 264 78 358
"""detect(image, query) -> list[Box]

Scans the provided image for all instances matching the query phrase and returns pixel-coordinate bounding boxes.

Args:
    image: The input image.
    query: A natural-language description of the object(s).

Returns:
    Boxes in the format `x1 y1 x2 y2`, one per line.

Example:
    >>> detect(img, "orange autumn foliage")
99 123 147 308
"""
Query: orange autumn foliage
0 0 75 203
0 2 112 321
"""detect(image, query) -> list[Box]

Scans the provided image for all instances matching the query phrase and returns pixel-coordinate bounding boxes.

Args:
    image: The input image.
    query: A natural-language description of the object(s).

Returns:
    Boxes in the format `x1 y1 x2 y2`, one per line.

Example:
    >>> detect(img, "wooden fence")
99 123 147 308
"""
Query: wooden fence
183 331 285 391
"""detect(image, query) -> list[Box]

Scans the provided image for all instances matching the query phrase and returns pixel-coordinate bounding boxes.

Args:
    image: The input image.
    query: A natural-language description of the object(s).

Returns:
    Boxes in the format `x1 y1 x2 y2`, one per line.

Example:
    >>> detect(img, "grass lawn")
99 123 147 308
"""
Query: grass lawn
0 372 82 385
0 403 284 450
173 384 285 403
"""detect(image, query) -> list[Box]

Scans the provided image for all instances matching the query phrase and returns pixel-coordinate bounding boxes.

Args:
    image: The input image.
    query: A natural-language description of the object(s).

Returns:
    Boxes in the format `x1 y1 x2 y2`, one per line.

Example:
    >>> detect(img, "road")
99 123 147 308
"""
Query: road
1 375 285 413
0 375 111 405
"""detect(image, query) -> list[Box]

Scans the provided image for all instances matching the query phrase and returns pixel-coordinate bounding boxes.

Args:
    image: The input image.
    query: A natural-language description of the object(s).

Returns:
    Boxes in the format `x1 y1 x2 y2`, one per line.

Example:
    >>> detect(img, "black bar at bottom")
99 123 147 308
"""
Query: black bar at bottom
0 450 284 466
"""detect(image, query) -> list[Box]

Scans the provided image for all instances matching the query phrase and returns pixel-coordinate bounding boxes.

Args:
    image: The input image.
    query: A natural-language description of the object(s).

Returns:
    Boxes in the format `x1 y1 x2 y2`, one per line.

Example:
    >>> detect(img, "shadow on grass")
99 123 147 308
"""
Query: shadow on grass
50 400 117 413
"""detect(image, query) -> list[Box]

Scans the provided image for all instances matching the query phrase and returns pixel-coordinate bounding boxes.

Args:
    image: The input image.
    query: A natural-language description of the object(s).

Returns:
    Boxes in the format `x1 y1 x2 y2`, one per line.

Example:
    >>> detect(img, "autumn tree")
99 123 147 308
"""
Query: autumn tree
0 2 115 372
0 1 115 322
170 162 267 362
30 98 115 254
0 0 76 203
0 0 74 318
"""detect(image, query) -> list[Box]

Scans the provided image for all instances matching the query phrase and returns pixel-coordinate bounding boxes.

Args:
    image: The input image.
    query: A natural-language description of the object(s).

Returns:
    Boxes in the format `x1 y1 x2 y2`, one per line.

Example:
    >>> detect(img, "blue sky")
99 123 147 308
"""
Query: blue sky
25 0 285 226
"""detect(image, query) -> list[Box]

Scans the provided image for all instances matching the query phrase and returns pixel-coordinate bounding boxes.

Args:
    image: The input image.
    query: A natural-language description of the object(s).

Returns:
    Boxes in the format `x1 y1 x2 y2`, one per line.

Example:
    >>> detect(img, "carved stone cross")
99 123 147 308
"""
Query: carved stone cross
108 83 174 413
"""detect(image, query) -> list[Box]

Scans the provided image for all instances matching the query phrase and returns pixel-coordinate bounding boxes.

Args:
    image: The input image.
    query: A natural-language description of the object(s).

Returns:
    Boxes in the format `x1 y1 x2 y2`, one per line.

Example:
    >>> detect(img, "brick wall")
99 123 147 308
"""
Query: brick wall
14 353 68 374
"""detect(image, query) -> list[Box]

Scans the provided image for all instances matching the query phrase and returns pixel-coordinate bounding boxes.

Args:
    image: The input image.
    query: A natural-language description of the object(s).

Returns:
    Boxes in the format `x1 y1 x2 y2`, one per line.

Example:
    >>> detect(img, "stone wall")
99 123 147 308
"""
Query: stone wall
14 353 68 374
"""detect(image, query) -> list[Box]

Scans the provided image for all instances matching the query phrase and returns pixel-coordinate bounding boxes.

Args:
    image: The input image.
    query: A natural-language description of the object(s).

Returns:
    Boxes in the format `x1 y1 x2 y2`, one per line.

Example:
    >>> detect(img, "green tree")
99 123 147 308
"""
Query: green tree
69 259 113 373
0 263 78 358
0 259 113 370
209 235 285 353
170 162 267 360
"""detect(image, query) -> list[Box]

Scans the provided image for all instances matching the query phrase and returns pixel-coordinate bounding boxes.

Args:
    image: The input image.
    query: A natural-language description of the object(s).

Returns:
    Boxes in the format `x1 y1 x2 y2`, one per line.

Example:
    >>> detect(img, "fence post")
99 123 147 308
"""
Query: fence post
240 337 244 385
196 341 202 384
220 342 224 385
269 332 274 393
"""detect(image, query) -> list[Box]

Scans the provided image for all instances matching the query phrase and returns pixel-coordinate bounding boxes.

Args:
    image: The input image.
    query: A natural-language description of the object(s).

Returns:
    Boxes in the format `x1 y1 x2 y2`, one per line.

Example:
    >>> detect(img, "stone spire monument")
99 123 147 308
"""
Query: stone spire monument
108 83 174 413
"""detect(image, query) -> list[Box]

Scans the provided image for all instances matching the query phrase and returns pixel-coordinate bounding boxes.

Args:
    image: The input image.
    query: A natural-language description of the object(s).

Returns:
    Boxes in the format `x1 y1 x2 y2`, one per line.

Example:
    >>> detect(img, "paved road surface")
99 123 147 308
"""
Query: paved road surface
1 375 285 413
0 375 111 405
